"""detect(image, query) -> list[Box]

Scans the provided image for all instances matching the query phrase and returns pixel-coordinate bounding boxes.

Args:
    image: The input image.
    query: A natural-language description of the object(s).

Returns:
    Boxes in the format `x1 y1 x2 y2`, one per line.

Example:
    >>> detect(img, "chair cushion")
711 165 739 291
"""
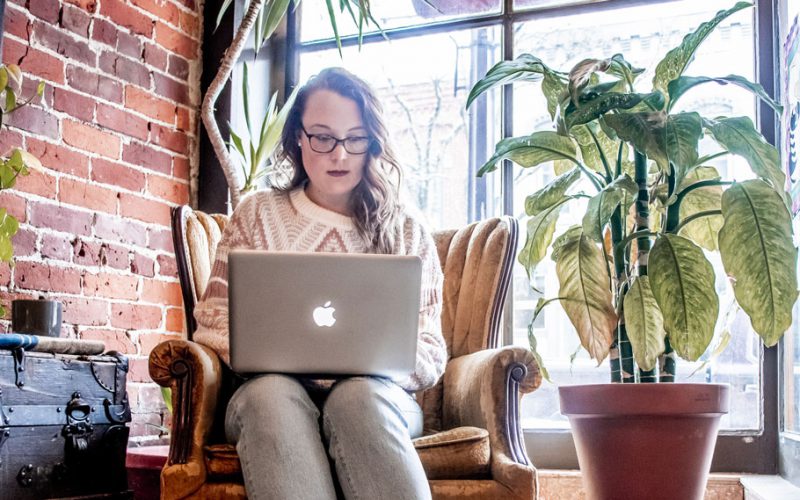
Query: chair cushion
203 426 491 481
413 426 491 480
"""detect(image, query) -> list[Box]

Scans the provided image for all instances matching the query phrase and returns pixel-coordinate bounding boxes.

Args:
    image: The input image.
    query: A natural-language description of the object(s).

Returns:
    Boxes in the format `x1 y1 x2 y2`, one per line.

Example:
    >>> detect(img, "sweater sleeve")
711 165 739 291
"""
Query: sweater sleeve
396 218 447 392
193 195 260 365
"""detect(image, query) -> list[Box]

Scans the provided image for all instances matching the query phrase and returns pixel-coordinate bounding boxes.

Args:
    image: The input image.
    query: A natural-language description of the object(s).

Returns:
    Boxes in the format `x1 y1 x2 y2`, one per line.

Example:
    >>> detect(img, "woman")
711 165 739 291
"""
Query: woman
193 67 446 500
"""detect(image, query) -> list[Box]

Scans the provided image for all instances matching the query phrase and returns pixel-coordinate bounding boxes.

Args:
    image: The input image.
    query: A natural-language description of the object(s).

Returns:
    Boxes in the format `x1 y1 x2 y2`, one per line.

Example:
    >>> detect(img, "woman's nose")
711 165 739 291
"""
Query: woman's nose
331 142 349 160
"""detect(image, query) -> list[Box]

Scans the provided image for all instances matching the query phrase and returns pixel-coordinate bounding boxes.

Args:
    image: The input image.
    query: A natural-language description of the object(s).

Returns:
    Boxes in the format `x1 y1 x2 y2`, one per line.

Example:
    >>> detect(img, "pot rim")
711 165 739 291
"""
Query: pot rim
558 382 730 416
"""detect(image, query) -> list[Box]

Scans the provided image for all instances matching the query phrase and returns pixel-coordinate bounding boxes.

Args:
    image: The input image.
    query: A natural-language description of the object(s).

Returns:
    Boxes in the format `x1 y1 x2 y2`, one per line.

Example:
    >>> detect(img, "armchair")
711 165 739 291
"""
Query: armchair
149 205 542 499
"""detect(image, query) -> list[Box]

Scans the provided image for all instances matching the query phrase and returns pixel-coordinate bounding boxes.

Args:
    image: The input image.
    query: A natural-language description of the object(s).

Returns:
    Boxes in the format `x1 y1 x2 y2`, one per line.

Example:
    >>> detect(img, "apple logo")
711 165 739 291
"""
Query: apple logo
312 301 336 327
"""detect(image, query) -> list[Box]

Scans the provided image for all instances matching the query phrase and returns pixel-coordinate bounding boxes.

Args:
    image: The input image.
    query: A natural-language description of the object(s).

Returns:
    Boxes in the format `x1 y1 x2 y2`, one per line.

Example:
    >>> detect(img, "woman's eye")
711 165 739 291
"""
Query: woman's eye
316 135 335 142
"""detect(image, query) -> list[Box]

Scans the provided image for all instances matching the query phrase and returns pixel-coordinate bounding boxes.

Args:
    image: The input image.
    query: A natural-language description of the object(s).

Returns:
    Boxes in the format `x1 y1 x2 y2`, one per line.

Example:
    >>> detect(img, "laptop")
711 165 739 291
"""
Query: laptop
228 250 422 379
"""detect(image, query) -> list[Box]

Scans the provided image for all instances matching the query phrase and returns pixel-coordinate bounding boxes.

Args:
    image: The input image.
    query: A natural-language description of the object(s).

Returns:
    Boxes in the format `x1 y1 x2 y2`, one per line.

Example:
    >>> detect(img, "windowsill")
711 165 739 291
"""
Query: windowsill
538 470 800 499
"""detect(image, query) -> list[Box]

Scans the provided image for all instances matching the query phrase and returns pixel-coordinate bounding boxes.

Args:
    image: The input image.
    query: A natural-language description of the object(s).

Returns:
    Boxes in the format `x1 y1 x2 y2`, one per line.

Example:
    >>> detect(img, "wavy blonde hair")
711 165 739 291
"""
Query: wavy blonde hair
277 67 404 254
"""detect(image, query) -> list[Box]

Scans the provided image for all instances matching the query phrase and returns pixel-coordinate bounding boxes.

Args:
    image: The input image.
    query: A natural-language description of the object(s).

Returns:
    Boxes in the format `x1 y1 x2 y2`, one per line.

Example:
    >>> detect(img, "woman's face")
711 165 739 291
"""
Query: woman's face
299 89 369 215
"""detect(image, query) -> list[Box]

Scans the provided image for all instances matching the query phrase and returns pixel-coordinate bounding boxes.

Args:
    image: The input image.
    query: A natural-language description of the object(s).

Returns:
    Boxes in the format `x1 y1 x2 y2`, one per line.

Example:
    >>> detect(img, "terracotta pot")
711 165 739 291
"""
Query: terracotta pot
559 383 730 500
126 445 169 500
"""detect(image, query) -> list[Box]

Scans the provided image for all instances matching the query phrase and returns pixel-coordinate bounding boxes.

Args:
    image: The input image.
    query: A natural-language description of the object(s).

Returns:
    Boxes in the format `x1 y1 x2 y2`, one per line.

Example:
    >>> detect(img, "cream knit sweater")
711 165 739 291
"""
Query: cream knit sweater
193 188 447 391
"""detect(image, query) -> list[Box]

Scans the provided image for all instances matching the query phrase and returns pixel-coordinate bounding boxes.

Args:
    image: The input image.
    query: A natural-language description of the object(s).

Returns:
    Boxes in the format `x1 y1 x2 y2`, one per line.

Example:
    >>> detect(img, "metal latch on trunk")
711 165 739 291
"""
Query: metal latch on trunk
62 392 93 454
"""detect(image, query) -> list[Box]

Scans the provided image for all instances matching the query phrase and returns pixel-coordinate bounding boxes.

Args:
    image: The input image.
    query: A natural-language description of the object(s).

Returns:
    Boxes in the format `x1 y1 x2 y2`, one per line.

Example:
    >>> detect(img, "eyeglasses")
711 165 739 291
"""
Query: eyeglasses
300 126 372 155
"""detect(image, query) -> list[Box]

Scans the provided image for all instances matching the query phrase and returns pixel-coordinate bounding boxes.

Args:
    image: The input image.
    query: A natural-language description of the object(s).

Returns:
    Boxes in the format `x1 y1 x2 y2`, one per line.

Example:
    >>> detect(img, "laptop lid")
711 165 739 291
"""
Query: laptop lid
228 251 422 379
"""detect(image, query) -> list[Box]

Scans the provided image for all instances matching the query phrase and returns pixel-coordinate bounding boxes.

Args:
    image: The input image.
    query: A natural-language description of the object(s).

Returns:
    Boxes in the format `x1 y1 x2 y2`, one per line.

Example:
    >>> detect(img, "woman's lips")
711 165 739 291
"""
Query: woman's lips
327 170 349 177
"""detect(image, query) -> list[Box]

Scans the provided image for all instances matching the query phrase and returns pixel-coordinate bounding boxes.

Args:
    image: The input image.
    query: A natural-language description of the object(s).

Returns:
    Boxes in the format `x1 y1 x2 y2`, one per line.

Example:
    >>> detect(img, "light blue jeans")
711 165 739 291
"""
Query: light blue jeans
225 374 431 500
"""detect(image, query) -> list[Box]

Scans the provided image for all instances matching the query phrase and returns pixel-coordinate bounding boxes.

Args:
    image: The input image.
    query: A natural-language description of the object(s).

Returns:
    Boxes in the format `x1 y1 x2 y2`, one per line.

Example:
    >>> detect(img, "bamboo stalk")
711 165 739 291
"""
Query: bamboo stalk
201 0 266 209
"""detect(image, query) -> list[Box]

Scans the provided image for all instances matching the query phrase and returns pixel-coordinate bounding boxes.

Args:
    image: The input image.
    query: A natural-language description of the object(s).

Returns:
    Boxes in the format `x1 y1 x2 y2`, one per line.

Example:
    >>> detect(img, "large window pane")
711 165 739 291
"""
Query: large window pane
514 0 608 10
511 0 760 431
298 27 503 229
300 1 502 43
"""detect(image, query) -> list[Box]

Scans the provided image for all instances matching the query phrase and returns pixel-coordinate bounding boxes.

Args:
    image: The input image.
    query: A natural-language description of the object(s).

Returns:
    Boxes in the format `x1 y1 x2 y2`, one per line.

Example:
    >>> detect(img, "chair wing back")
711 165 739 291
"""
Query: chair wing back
432 216 518 358
172 206 229 337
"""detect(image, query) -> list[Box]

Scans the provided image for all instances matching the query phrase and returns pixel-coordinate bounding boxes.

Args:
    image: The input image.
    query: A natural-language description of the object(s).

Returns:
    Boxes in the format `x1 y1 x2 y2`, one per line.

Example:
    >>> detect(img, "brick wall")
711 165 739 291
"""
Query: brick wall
0 0 201 444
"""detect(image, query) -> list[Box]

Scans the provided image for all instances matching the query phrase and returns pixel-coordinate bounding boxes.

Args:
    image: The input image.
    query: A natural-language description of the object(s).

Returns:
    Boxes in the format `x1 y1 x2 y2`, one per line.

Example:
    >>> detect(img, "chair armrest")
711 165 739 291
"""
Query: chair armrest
149 339 222 499
442 346 541 490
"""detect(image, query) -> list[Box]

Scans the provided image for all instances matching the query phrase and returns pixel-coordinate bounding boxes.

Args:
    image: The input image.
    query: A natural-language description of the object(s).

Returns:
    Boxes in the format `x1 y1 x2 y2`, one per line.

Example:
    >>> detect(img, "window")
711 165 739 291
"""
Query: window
280 0 780 473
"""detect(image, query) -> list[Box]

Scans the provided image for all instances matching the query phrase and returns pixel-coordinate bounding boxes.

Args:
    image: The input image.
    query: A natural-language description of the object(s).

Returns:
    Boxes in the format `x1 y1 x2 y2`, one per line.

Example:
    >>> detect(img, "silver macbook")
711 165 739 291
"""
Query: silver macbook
228 250 422 379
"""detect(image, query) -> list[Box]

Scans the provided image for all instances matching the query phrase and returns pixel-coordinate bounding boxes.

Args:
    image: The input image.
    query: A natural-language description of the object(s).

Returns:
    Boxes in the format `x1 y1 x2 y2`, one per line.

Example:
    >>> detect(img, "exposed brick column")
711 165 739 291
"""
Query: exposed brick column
1 0 201 444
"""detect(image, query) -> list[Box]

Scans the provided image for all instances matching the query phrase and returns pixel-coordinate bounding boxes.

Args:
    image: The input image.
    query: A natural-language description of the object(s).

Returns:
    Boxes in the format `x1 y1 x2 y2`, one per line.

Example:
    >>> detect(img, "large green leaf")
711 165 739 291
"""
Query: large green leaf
664 112 703 187
604 112 668 169
478 131 578 176
564 92 662 130
519 200 568 281
552 233 617 362
573 122 619 176
705 117 785 194
542 71 568 120
653 1 753 100
649 234 719 361
605 53 645 89
568 58 612 105
582 175 637 241
668 75 782 114
719 180 798 346
467 54 564 109
261 0 292 42
678 166 723 251
623 276 666 371
525 168 581 216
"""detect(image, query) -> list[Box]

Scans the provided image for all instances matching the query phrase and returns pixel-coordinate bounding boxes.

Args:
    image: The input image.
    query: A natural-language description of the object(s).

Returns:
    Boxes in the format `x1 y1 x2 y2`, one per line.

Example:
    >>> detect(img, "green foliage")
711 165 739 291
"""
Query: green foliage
468 2 797 380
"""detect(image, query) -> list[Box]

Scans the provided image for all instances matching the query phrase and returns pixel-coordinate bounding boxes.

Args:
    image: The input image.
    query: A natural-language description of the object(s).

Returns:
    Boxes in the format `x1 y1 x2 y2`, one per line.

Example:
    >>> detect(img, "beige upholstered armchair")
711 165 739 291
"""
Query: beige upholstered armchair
149 205 542 499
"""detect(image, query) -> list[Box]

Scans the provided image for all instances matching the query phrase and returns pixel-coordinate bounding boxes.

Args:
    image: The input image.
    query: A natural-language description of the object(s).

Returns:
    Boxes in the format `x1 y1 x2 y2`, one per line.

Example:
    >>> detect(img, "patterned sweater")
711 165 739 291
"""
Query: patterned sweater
193 188 447 392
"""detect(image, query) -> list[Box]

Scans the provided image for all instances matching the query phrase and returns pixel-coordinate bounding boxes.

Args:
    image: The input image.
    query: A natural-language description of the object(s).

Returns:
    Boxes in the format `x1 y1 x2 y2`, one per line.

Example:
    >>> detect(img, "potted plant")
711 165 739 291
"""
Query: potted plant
467 2 794 499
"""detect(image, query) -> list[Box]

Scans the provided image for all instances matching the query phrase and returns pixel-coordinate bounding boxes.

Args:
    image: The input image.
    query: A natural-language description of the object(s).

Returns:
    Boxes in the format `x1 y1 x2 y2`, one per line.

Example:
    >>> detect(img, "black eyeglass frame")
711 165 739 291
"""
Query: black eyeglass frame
300 126 372 155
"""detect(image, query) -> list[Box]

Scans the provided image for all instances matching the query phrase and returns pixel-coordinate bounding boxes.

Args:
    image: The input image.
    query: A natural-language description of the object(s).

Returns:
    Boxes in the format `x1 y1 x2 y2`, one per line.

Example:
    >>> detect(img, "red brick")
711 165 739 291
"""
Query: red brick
61 4 92 38
96 103 149 141
81 328 136 353
150 124 188 154
122 141 172 175
140 279 181 306
12 228 37 257
20 77 51 108
102 243 130 269
72 238 100 266
84 271 139 300
142 43 168 71
95 213 147 246
53 87 95 122
119 193 171 226
30 201 92 236
126 86 176 123
99 52 150 88
165 306 184 333
180 10 200 39
15 261 82 294
32 20 96 66
41 233 73 261
176 0 196 9
147 227 173 252
0 191 27 222
65 0 98 13
27 138 90 178
100 0 155 37
147 174 188 205
111 302 162 330
61 296 109 325
63 119 121 158
0 128 23 155
155 22 198 59
4 5 30 41
30 0 60 23
0 262 11 287
3 39 65 84
134 382 172 411
91 17 117 46
66 64 123 103
175 106 191 132
157 254 177 278
6 105 58 139
13 168 57 199
59 177 118 214
167 54 189 80
131 252 155 277
132 0 180 26
139 332 177 354
117 30 143 60
153 73 189 105
173 156 189 180
92 158 146 192
128 357 153 383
